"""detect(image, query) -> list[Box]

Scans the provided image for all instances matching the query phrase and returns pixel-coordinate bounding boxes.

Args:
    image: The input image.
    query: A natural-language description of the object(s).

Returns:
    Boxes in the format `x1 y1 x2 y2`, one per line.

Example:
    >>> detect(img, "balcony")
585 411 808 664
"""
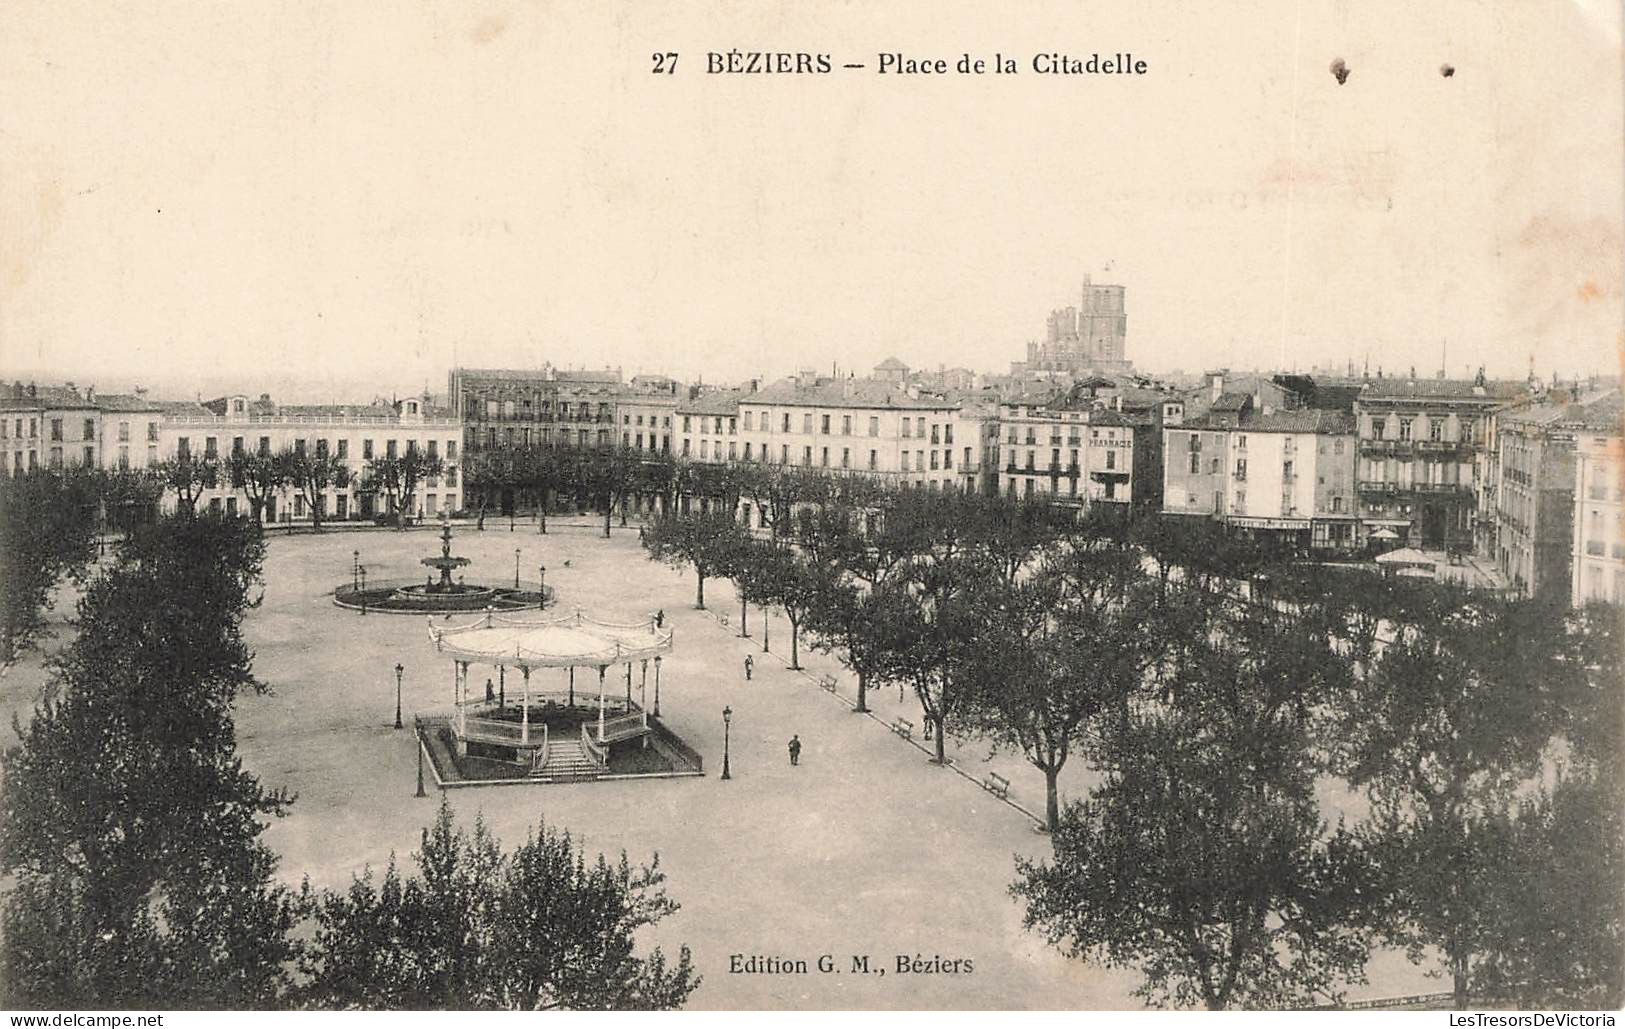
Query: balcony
1357 480 1472 496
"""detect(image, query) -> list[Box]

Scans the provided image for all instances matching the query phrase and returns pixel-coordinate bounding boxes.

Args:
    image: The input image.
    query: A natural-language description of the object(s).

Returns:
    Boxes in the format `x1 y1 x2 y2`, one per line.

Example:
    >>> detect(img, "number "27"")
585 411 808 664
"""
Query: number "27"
651 52 678 74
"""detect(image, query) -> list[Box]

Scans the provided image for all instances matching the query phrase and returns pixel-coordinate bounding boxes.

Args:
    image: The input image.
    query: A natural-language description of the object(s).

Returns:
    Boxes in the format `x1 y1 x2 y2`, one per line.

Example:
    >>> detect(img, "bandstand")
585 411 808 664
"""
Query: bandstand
427 610 674 780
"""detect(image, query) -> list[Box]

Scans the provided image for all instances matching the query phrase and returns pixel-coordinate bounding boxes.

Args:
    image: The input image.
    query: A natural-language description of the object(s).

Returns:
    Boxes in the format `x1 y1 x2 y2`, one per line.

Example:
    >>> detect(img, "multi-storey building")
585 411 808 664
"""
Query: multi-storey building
448 366 621 456
618 382 678 454
1162 402 1359 550
995 395 1135 508
676 389 746 464
1 382 166 477
1353 376 1526 551
1495 391 1621 600
160 392 461 522
1572 408 1624 606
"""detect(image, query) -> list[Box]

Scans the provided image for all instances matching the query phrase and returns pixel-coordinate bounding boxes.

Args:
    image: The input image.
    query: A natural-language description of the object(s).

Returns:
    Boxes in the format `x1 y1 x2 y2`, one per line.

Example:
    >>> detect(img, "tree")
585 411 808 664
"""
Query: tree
227 448 287 525
303 803 699 1010
751 539 822 671
1013 721 1376 1009
0 469 100 667
364 448 445 529
97 465 164 538
154 453 219 514
276 446 350 531
0 514 303 1007
641 512 742 610
964 542 1152 831
1325 588 1569 1006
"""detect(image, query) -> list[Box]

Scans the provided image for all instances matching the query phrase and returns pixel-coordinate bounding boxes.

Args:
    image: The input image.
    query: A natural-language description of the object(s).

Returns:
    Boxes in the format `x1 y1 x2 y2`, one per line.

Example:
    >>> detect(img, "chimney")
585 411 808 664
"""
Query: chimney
1210 372 1224 403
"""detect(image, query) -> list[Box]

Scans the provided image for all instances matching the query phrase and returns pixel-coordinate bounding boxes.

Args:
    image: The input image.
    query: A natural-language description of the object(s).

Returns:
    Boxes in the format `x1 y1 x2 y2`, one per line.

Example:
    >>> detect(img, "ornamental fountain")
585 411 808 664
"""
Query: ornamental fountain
334 512 552 614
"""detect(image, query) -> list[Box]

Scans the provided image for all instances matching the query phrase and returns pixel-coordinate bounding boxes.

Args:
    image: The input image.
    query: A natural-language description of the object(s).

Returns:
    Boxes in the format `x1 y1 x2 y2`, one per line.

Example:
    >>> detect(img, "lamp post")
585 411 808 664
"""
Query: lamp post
652 655 662 716
359 565 368 616
538 564 546 603
720 705 732 780
515 548 522 589
352 549 359 591
394 663 404 729
415 732 427 797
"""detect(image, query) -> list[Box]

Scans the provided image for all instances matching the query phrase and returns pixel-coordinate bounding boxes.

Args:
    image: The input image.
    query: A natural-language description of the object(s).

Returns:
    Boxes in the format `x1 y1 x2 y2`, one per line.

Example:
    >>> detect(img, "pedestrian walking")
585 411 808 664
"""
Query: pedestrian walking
744 655 754 681
485 678 495 702
655 608 664 628
788 734 801 766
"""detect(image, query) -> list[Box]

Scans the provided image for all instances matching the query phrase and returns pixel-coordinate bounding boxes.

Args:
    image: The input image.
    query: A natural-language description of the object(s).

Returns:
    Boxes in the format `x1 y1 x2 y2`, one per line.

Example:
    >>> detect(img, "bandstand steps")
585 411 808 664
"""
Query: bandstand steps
535 741 602 781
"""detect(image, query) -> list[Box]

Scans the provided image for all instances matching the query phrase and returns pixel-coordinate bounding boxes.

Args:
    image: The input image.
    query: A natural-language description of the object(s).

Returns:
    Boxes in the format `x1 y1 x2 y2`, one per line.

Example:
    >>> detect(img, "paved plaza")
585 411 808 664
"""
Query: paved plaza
0 521 1434 1009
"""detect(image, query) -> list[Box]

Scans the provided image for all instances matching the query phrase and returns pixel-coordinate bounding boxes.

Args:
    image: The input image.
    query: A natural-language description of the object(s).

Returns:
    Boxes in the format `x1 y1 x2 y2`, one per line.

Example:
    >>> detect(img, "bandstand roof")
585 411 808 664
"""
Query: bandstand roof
429 610 673 669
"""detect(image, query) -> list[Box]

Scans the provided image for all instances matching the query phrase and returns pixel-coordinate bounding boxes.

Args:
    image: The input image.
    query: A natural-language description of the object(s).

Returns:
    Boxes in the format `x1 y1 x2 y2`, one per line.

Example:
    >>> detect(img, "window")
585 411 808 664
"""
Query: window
1283 459 1293 479
1332 496 1342 513
841 448 850 468
820 447 829 467
1334 438 1344 455
930 451 940 470
50 419 62 442
841 415 852 435
1210 458 1220 474
1236 435 1247 450
821 414 831 434
1372 420 1386 441
117 421 129 442
901 419 911 438
1399 418 1412 442
802 445 812 464
901 452 910 472
868 416 879 436
315 439 329 460
83 418 95 441
205 438 218 459
682 416 692 432
118 446 128 468
781 444 789 463
744 411 753 431
682 439 691 456
1189 452 1200 474
1189 433 1201 451
386 440 397 459
944 425 954 445
713 417 723 434
1105 449 1116 470
728 442 737 460
782 413 791 432
802 414 813 434
916 417 925 437
82 446 94 466
362 439 374 459
700 440 709 460
1235 458 1247 481
1234 490 1246 512
962 446 971 468
259 436 271 456
868 450 877 470
944 450 952 469
1429 419 1443 442
745 442 753 460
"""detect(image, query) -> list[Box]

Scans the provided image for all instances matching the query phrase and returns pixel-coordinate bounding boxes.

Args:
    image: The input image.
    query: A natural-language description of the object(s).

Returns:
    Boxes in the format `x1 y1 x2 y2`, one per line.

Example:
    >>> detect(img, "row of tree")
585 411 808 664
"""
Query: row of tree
639 473 1622 1009
0 510 698 1009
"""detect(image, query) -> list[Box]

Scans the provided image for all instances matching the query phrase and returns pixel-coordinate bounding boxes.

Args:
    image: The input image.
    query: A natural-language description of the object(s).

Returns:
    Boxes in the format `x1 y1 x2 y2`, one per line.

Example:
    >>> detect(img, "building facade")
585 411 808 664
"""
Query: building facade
995 397 1135 508
1353 377 1525 551
449 367 621 456
1162 406 1358 550
159 393 461 522
1572 420 1624 606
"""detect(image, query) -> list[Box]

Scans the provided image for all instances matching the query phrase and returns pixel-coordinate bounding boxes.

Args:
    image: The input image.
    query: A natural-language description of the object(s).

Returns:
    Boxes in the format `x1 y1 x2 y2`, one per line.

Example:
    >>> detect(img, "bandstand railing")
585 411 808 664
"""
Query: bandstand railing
579 724 607 768
596 710 648 743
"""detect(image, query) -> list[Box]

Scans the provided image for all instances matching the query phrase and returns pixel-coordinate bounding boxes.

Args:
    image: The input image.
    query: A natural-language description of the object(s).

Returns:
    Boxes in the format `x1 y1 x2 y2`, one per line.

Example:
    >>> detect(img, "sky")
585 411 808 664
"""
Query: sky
2 0 1621 402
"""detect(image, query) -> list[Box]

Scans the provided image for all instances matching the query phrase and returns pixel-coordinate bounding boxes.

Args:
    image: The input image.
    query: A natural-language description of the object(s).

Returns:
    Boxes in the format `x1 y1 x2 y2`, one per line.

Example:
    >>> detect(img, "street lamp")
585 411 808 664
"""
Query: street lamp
415 732 428 798
720 705 732 781
515 548 522 589
652 655 662 716
538 564 547 602
352 549 359 591
394 663 404 730
359 565 368 616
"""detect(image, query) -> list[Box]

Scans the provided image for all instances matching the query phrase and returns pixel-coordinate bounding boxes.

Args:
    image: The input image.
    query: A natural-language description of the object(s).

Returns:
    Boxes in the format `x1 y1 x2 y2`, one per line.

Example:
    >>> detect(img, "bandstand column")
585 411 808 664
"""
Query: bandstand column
499 665 505 706
653 656 662 717
521 665 531 745
625 662 632 706
597 665 607 742
640 660 649 728
456 662 468 738
569 666 575 707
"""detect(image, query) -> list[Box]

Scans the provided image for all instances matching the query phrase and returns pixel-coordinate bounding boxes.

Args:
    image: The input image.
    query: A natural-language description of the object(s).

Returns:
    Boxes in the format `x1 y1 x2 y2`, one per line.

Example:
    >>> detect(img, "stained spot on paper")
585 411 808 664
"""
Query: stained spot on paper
1440 63 1455 77
1330 58 1350 85
471 15 508 45
1578 280 1604 302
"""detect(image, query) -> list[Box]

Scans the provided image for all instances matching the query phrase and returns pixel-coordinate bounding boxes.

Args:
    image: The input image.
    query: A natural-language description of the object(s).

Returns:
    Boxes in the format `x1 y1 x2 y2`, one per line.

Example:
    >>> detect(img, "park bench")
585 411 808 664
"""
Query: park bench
983 772 1010 799
819 674 837 693
891 718 914 740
